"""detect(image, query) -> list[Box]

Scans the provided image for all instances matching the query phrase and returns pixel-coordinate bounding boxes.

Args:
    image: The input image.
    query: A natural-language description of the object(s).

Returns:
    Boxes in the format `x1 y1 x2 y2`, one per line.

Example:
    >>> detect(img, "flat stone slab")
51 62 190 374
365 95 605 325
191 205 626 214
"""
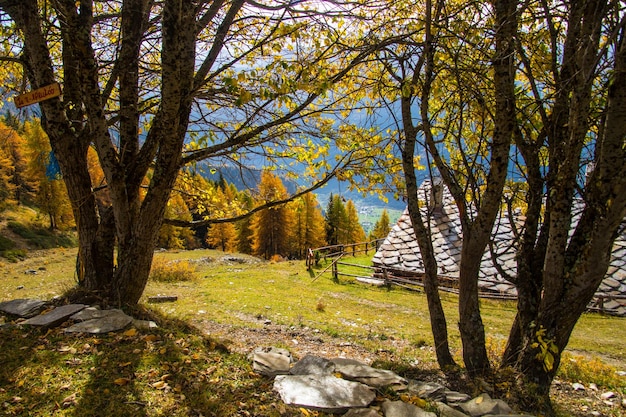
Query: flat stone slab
22 304 87 327
70 306 113 321
459 393 513 417
253 347 293 376
274 374 375 413
0 299 47 318
381 400 436 417
64 309 133 334
331 358 407 390
435 402 470 417
290 355 335 376
408 380 446 401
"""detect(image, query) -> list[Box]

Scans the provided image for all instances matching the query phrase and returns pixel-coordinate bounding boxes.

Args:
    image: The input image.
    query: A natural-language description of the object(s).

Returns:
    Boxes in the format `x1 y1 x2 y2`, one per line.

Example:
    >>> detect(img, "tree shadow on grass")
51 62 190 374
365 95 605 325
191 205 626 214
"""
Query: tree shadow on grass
0 307 292 417
67 306 292 417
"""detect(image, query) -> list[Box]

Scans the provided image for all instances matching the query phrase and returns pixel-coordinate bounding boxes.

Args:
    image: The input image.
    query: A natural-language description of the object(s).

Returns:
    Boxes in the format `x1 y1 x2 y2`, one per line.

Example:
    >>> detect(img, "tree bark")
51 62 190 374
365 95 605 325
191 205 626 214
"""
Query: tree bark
504 0 625 408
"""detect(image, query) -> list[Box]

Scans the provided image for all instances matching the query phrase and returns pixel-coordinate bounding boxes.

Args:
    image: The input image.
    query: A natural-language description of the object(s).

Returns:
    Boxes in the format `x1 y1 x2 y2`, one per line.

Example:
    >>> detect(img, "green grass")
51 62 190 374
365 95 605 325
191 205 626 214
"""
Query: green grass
0 248 625 416
2 249 624 363
7 221 77 249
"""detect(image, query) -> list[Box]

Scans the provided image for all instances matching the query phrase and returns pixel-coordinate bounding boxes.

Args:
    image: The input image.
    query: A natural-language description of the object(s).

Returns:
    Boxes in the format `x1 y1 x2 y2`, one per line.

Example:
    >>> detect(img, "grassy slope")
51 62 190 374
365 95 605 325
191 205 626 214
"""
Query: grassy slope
1 247 625 416
2 248 624 362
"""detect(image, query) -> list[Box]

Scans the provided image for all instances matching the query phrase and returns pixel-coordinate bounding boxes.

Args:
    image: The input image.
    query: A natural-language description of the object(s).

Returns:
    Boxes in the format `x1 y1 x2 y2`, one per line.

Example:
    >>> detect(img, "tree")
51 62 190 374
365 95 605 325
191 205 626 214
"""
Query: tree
236 192 255 255
22 120 73 229
0 145 14 210
325 194 348 246
364 0 626 408
252 171 294 259
292 192 326 258
496 0 626 405
205 186 238 252
157 192 198 250
0 0 386 305
345 200 366 253
0 121 36 206
369 209 391 241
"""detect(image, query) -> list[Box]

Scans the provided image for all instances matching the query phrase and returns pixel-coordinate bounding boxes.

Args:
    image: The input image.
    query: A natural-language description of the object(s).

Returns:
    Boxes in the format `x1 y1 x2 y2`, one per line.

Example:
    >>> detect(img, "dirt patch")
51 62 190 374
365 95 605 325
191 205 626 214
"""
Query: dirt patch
192 317 626 417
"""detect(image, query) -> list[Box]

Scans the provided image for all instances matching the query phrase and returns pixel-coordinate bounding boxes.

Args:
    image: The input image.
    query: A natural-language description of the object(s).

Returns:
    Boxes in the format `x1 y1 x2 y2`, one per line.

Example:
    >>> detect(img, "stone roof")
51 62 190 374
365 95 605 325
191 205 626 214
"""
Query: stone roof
372 180 626 316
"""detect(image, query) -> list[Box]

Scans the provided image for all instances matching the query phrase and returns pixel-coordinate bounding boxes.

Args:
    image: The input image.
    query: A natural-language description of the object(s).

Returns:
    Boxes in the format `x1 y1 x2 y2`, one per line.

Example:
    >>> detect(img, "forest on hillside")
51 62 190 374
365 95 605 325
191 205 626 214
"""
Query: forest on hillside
0 118 392 260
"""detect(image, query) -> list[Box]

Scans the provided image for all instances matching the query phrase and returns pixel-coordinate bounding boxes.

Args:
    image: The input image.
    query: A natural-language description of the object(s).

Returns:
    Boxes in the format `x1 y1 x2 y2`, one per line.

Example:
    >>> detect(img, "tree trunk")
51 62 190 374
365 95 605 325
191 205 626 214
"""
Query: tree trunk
400 87 456 369
457 238 490 375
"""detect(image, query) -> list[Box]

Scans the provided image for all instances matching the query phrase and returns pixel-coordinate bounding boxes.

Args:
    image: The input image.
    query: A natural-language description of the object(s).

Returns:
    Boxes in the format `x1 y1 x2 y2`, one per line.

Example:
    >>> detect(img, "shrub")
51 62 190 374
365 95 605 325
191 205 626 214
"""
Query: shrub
2 249 27 262
7 221 77 249
149 259 197 282
0 235 15 251
557 353 622 390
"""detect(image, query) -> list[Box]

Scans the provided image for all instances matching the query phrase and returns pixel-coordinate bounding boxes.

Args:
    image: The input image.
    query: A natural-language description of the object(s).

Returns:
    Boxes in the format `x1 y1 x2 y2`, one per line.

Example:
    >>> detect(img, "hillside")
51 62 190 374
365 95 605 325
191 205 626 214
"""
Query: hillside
0 206 77 262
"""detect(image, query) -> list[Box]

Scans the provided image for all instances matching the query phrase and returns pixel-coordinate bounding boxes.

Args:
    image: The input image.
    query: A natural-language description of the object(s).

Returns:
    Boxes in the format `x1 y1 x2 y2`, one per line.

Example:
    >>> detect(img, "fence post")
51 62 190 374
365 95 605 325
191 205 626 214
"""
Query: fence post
332 261 338 283
306 248 313 270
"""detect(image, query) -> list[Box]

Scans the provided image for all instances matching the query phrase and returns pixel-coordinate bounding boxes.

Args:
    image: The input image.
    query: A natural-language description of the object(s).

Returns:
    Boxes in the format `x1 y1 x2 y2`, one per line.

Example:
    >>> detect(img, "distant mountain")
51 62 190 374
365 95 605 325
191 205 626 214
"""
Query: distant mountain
197 163 406 211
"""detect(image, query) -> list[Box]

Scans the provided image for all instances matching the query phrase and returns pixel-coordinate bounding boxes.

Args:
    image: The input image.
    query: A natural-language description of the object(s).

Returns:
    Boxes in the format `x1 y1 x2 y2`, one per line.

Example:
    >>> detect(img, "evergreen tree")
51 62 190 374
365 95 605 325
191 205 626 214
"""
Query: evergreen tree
252 171 294 259
292 192 326 257
205 187 238 251
236 192 255 254
325 194 348 246
369 209 391 241
345 200 366 253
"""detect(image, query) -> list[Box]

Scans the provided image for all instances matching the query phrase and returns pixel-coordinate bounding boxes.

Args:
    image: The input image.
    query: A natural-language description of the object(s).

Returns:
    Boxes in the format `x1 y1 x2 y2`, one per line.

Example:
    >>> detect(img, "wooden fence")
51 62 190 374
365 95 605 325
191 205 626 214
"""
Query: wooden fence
305 239 384 270
309 254 626 316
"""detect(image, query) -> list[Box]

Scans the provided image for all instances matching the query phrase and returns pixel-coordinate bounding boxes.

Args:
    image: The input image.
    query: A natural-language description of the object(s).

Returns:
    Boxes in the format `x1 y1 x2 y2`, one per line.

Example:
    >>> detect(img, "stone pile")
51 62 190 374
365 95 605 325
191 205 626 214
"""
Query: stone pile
0 298 156 333
253 348 536 417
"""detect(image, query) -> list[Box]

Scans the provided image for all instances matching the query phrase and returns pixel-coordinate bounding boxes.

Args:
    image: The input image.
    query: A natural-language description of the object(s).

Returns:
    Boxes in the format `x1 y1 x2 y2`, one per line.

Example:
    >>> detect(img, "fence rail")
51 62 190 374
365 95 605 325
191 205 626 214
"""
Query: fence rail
310 255 626 316
306 239 384 270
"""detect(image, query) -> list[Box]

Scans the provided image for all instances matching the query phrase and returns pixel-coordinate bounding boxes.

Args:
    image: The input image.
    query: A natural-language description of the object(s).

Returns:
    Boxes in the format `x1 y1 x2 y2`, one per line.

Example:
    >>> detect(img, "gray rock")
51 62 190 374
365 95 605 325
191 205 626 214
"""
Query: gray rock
253 347 292 376
459 393 513 417
343 408 381 417
332 358 407 390
601 391 616 400
70 306 110 321
274 374 375 413
408 380 447 401
132 319 158 330
291 355 335 375
0 299 47 318
64 309 133 334
381 400 436 417
445 390 472 404
22 304 86 328
435 402 469 417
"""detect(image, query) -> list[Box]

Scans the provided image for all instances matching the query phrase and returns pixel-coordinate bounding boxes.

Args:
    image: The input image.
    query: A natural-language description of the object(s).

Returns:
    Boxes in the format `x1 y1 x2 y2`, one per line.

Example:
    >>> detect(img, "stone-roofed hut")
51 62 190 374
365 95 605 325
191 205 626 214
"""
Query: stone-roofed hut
372 180 626 316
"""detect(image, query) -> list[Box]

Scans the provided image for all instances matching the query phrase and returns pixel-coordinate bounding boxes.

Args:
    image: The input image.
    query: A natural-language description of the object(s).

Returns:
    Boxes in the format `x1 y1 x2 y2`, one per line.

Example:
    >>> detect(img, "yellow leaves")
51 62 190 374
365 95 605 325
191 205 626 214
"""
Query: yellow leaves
532 325 559 372
144 334 159 343
123 328 137 337
400 394 427 408
151 380 169 390
114 377 130 386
